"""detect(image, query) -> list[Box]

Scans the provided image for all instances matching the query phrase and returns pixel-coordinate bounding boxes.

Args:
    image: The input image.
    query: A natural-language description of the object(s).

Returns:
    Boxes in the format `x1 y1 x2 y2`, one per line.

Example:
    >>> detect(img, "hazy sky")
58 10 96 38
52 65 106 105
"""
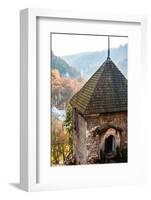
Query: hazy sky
51 33 128 57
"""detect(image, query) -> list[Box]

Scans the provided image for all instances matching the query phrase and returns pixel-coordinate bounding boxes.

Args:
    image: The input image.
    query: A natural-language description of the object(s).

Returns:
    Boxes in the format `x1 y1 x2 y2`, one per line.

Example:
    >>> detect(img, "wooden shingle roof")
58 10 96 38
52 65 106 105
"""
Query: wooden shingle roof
70 58 127 115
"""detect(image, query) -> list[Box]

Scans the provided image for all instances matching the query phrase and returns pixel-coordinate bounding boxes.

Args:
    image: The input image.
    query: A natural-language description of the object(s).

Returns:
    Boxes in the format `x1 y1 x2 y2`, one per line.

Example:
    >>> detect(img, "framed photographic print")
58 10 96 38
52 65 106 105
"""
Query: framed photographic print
20 8 147 191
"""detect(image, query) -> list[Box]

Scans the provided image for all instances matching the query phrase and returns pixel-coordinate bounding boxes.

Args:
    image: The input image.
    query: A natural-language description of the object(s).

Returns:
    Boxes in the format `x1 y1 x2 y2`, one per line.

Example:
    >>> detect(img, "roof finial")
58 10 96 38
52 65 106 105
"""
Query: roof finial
107 36 110 60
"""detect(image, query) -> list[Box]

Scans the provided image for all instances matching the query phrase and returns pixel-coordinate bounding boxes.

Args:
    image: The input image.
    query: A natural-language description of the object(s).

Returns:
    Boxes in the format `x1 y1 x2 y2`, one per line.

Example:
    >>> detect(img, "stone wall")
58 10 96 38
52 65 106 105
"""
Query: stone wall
73 110 87 164
73 111 127 164
85 111 127 163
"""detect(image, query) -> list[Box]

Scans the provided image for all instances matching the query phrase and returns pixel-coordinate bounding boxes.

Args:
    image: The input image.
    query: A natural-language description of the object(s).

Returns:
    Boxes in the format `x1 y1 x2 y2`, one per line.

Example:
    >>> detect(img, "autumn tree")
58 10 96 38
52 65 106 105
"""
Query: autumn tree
51 118 70 165
51 68 86 165
51 69 85 109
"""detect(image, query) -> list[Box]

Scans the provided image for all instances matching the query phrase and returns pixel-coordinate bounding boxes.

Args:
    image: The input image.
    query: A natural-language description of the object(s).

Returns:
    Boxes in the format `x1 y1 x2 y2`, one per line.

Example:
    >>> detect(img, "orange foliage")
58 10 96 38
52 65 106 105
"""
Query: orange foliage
51 69 85 109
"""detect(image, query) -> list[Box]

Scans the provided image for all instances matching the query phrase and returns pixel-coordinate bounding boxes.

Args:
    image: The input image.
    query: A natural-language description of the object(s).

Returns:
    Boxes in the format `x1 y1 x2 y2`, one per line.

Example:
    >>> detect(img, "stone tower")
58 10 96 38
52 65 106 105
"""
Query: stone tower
70 37 127 164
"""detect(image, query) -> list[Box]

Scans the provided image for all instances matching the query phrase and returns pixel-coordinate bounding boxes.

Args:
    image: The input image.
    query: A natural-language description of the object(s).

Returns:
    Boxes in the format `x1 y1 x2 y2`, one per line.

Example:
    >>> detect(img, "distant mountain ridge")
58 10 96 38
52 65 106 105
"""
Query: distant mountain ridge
62 44 128 79
51 52 81 78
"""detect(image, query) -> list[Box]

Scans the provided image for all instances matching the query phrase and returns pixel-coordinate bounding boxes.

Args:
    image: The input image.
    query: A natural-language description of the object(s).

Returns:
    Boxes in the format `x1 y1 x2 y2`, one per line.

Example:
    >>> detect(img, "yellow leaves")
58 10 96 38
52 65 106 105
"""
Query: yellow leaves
51 68 86 109
52 69 60 79
51 144 71 166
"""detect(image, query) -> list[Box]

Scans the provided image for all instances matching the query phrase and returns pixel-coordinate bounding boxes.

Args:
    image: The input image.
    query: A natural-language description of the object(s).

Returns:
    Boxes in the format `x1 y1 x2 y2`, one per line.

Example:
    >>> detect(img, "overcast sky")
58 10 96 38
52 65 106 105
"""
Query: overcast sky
51 33 128 57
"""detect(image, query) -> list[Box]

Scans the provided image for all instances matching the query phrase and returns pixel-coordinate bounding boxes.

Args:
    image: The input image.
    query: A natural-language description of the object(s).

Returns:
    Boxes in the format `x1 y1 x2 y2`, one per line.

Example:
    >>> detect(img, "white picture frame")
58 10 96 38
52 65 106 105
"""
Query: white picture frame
20 8 147 192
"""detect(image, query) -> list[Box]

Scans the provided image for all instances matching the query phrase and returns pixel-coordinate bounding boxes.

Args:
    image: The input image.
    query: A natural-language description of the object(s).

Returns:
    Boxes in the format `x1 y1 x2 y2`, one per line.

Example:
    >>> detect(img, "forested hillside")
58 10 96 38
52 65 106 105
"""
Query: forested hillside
51 52 81 78
63 44 128 78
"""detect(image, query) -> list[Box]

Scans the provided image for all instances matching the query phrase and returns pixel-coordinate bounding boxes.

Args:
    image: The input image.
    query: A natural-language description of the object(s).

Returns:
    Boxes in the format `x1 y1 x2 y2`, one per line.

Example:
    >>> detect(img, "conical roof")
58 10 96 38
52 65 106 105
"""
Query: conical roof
70 58 127 115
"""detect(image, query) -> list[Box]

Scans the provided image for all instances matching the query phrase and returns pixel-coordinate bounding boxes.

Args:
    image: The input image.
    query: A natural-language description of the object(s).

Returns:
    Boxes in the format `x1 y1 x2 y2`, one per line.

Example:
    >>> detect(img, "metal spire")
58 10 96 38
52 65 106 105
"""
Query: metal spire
107 36 110 60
